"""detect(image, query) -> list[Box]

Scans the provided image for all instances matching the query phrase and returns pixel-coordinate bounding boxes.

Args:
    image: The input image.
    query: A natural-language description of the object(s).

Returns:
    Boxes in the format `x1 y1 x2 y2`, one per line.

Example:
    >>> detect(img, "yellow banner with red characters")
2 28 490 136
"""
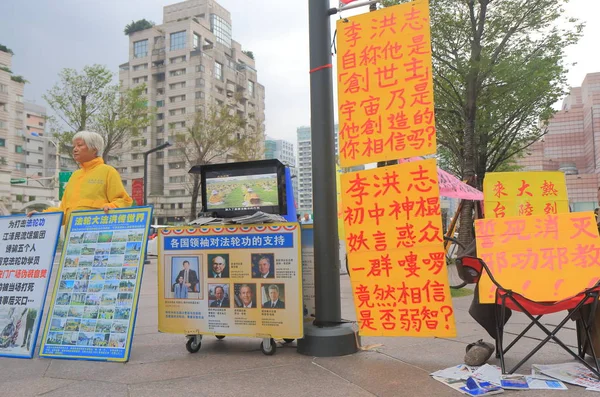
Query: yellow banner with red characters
483 172 569 218
475 212 600 303
341 159 456 337
336 0 436 167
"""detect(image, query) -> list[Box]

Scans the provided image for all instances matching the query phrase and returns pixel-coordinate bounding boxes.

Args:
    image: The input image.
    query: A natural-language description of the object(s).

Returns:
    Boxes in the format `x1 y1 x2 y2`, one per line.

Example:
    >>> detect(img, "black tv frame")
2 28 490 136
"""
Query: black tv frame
189 159 288 218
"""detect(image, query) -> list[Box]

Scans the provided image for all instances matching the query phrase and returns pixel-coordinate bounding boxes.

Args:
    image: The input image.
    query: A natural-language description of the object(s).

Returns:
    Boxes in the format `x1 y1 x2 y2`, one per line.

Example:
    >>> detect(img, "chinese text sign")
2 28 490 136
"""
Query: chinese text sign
341 159 456 336
336 0 436 167
157 223 303 340
0 213 62 358
475 212 600 303
39 207 152 362
483 172 568 218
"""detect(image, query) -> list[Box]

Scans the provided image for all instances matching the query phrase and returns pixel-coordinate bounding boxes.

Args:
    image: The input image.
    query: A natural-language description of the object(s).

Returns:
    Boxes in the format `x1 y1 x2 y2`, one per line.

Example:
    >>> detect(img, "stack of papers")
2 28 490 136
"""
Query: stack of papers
188 212 288 226
533 362 600 391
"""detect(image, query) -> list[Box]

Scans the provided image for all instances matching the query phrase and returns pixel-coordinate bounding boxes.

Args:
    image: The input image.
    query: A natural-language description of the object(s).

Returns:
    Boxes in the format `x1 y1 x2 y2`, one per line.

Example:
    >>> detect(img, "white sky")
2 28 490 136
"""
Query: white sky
1 0 598 148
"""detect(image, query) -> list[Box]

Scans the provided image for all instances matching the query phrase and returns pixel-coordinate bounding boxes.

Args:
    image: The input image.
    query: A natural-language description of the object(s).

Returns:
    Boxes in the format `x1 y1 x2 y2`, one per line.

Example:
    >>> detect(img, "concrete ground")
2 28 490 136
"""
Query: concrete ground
0 258 597 397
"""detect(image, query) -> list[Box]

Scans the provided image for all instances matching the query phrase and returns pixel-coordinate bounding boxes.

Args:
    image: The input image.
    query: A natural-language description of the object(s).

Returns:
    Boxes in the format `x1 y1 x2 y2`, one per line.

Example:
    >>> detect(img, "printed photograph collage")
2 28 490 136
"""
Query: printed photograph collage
166 252 287 310
45 228 145 349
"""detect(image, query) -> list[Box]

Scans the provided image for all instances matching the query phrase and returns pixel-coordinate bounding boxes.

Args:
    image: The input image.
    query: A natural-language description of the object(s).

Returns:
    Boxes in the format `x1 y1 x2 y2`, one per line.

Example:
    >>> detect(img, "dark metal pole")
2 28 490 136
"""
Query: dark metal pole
309 0 340 326
297 0 358 357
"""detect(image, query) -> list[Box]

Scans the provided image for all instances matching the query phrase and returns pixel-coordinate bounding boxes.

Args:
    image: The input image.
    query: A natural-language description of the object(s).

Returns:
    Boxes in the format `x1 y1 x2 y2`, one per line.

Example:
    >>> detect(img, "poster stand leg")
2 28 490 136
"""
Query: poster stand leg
185 334 202 353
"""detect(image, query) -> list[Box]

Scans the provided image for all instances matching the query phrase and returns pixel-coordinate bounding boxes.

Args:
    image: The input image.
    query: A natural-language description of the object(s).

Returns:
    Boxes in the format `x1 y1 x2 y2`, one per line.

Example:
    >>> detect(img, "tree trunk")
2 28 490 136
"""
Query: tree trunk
190 174 201 220
80 95 87 131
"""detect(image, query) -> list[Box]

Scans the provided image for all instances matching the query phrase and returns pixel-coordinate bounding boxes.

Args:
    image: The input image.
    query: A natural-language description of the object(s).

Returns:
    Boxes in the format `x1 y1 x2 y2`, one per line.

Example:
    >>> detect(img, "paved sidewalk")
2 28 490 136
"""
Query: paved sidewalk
0 258 596 396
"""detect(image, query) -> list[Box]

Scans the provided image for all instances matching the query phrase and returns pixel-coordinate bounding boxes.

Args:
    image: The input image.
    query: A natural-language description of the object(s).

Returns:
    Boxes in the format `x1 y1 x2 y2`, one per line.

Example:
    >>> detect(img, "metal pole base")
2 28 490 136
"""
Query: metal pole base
297 322 360 357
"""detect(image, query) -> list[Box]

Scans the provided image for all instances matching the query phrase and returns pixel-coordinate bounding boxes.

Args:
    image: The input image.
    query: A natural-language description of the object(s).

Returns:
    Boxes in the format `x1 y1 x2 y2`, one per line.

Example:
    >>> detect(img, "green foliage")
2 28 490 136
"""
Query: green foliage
44 65 152 163
10 75 28 84
124 19 155 35
0 66 12 73
174 103 262 218
242 50 255 60
0 44 13 55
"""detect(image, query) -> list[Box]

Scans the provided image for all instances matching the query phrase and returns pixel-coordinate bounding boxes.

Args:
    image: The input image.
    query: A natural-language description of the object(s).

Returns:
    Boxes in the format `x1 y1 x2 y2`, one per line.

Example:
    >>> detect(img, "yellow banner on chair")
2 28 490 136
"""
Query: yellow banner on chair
483 172 569 218
475 212 600 303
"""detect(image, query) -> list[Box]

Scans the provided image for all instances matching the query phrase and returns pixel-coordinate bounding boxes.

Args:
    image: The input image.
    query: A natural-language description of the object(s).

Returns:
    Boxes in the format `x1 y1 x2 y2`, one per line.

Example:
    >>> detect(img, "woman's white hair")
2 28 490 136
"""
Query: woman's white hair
72 130 104 158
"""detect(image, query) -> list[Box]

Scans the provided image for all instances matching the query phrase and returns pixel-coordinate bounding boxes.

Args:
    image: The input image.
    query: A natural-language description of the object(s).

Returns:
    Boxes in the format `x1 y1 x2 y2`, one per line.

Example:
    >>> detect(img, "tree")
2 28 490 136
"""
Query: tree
10 75 28 84
0 44 13 55
382 0 582 244
242 50 255 60
45 65 152 163
174 104 261 219
124 19 155 35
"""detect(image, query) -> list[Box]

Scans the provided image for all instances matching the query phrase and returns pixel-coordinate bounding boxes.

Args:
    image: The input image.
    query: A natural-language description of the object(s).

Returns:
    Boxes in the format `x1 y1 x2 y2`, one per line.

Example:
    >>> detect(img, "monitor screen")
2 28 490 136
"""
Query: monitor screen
192 159 287 218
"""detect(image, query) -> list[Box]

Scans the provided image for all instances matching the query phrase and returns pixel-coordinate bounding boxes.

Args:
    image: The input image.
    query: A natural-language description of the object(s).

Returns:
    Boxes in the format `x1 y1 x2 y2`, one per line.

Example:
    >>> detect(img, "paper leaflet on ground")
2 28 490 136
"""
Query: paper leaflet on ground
533 362 600 389
432 376 503 396
432 364 569 393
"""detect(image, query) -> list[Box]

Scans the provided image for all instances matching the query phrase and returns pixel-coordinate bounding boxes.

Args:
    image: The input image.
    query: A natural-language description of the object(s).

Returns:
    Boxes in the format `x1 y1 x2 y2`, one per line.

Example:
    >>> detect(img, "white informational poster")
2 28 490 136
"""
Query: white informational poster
0 213 63 358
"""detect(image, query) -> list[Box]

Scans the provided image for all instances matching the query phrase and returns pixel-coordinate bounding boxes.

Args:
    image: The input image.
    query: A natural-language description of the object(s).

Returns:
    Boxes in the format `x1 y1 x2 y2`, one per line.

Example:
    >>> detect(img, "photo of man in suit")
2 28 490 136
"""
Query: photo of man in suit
209 285 230 308
235 284 256 308
252 254 275 279
176 260 199 292
263 284 285 309
208 255 229 278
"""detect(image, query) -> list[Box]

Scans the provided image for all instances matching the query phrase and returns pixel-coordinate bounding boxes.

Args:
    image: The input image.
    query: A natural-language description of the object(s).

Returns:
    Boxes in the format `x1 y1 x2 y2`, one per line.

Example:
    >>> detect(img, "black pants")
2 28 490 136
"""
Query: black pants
469 284 512 341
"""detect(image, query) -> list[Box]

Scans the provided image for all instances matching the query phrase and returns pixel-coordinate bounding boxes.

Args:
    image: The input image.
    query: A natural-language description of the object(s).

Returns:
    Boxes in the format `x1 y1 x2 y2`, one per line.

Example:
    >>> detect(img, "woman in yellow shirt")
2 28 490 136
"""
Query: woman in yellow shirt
29 130 132 223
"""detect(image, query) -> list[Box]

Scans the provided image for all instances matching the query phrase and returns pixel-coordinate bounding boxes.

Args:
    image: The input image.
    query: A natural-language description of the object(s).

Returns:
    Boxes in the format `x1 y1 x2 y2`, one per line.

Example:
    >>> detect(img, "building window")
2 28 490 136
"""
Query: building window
195 91 205 99
193 33 200 49
132 166 141 173
0 84 7 93
169 82 186 90
157 138 164 146
132 153 140 160
210 14 232 47
214 62 223 80
196 78 205 88
157 113 164 120
170 55 186 64
0 138 4 147
157 88 165 95
169 68 186 77
133 40 148 58
248 80 255 97
156 100 164 107
15 145 23 154
170 31 186 51
133 63 148 71
169 162 185 170
196 64 205 73
16 95 24 103
157 125 164 133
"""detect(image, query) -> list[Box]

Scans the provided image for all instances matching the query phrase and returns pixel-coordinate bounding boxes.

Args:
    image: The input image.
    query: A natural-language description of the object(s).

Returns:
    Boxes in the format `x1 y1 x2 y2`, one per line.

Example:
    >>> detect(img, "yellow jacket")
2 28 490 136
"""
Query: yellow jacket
45 157 132 224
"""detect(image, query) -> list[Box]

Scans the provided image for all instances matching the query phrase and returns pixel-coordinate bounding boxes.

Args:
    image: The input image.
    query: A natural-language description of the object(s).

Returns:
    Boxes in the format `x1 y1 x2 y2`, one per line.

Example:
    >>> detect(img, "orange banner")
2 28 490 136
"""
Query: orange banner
483 172 569 218
336 0 436 167
475 212 600 303
341 159 456 336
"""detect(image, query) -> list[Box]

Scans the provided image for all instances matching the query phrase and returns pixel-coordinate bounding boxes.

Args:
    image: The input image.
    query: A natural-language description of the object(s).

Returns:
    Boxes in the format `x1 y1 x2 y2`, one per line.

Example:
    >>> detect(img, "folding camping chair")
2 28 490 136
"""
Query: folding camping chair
456 256 600 377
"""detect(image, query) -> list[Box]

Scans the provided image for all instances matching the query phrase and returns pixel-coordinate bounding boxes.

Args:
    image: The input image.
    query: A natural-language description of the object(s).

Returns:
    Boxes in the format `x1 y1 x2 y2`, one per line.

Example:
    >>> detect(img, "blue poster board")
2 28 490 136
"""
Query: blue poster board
0 212 63 358
39 207 152 362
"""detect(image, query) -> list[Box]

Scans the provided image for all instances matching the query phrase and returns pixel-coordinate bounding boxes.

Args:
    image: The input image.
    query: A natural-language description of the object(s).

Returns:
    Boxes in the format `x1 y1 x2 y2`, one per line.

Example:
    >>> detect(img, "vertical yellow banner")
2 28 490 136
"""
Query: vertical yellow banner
336 0 436 167
341 159 456 337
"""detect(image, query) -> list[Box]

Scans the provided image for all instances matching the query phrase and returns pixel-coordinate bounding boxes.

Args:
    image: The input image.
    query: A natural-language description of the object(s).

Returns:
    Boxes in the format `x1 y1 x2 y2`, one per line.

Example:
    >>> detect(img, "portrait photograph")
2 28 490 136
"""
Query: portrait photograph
208 284 230 308
167 255 202 299
233 283 257 308
251 253 275 279
207 253 229 279
261 283 286 309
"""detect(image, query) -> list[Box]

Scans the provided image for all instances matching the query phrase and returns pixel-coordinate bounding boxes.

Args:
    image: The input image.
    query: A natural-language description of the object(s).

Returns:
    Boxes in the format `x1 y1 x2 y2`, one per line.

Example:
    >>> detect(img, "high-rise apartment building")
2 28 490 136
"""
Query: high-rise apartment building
119 0 265 223
517 72 600 211
296 125 339 213
264 136 297 205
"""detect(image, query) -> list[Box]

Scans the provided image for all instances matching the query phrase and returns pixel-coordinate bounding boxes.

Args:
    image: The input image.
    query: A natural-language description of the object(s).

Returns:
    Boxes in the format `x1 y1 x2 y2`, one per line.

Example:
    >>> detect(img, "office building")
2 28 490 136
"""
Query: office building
517 72 600 210
296 124 339 213
119 0 265 223
264 136 297 204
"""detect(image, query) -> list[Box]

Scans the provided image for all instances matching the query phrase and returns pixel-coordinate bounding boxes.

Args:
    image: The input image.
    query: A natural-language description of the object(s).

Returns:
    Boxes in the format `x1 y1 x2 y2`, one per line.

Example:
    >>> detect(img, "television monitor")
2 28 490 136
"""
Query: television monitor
190 159 287 218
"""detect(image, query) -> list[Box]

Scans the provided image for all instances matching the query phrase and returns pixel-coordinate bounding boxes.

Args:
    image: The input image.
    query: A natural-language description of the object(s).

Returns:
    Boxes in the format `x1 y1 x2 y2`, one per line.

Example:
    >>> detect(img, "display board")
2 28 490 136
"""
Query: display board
157 223 303 339
0 213 62 358
300 225 315 318
39 207 152 362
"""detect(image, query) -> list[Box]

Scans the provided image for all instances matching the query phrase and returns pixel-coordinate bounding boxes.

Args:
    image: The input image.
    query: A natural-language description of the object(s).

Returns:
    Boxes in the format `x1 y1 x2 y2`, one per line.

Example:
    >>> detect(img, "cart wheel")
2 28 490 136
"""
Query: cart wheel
186 337 201 353
260 338 276 355
283 338 295 344
215 335 226 340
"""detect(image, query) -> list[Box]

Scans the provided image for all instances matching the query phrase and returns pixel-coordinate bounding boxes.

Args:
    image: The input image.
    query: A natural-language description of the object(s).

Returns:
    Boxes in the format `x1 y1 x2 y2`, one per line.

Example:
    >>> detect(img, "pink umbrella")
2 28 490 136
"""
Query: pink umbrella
398 157 483 201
